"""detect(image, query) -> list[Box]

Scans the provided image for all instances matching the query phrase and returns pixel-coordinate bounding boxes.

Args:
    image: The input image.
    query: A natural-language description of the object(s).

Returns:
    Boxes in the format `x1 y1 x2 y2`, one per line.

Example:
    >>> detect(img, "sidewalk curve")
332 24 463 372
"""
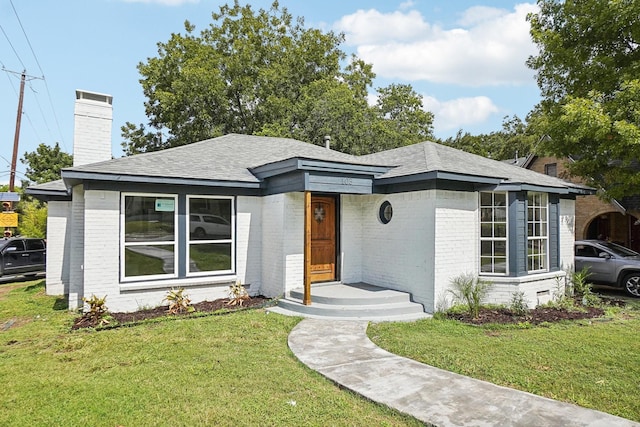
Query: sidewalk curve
288 318 639 427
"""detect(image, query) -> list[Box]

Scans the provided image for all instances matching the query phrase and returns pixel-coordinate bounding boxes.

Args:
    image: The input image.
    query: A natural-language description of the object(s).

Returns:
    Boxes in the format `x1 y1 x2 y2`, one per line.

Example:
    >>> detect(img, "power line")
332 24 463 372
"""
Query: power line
9 0 44 78
3 2 68 151
0 22 25 69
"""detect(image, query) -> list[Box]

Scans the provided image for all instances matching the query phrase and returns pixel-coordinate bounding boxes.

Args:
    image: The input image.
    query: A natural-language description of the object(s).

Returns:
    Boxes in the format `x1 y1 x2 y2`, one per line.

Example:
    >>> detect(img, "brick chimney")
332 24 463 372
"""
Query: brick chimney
73 90 113 166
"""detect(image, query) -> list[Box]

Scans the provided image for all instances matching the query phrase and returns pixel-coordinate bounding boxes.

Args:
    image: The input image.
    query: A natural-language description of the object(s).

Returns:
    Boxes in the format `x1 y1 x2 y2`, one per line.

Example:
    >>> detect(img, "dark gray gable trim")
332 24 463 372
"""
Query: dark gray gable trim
25 188 72 202
487 182 593 196
62 170 262 191
251 157 391 179
254 158 390 196
262 170 375 195
375 171 502 187
83 180 261 197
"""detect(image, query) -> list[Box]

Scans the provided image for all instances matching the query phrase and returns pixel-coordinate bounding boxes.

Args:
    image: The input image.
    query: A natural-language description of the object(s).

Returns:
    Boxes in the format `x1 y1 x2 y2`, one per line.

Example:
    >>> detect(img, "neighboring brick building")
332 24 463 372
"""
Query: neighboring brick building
518 155 640 251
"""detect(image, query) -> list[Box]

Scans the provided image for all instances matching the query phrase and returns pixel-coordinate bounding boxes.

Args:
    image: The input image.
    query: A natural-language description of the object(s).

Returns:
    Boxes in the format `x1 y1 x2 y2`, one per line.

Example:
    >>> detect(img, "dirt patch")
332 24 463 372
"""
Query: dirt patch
72 296 271 330
446 305 605 325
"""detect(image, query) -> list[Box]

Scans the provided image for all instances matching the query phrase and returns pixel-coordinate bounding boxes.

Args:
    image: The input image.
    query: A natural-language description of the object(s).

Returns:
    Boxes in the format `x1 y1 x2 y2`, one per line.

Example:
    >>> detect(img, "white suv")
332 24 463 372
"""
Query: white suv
189 214 231 239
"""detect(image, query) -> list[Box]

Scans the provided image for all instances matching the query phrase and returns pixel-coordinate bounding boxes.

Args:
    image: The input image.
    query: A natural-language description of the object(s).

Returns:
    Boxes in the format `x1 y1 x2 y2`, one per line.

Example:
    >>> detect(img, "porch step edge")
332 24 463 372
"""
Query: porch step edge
289 284 412 306
276 297 426 318
267 305 431 322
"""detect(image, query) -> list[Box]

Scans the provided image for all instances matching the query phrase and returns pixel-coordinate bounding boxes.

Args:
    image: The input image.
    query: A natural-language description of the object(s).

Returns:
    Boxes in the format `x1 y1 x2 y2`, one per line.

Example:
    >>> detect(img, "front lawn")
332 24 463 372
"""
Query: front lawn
0 280 420 426
369 295 640 422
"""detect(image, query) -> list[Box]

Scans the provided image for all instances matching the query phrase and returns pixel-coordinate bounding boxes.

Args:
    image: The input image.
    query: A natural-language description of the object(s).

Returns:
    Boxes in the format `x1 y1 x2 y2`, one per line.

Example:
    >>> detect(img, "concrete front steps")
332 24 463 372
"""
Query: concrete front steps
267 282 430 322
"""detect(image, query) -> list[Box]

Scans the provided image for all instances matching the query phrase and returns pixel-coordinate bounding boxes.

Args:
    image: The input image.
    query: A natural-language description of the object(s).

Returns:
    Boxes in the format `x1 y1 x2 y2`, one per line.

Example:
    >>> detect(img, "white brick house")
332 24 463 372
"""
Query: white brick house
28 91 592 313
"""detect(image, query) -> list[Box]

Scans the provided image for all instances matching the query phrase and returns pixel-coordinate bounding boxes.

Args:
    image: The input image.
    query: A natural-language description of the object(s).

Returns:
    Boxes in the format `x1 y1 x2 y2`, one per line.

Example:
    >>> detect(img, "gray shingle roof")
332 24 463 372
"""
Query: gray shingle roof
67 134 371 183
362 141 589 190
58 133 589 192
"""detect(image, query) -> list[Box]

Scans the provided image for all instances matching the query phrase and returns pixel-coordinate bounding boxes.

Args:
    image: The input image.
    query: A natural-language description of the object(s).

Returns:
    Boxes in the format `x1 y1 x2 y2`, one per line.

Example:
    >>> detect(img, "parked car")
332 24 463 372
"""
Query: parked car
189 214 231 239
574 239 640 297
0 238 46 278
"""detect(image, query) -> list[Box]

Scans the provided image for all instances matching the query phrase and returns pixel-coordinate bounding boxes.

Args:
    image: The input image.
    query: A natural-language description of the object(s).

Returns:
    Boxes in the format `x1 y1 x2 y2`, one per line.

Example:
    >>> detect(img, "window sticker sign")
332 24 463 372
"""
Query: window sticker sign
155 199 175 212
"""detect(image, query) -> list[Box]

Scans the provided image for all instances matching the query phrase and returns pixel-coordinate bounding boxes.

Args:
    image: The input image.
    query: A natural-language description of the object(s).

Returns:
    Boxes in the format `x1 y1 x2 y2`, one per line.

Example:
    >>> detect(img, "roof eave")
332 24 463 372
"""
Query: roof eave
61 170 262 190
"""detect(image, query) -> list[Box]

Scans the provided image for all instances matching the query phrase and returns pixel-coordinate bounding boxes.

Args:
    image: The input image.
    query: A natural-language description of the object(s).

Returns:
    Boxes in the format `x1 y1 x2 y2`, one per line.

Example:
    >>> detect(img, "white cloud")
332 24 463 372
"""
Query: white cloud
423 95 500 131
335 9 431 45
399 1 416 11
334 3 538 86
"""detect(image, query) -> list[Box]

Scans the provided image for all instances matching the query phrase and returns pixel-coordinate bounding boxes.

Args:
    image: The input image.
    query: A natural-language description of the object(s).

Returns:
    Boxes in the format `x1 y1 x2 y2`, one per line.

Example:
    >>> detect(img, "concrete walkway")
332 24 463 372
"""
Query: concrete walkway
288 319 639 427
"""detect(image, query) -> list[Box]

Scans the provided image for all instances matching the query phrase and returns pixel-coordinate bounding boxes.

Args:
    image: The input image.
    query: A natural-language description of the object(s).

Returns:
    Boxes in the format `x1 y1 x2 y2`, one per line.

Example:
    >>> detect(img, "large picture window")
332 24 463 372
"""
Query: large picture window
187 196 234 275
527 192 548 272
122 194 177 279
480 192 507 274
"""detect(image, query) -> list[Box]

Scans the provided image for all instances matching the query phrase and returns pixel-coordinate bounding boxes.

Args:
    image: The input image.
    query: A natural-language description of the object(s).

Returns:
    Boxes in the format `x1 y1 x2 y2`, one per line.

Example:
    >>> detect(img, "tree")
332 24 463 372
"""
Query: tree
527 0 640 199
122 1 433 156
441 115 537 161
18 143 72 237
21 142 73 185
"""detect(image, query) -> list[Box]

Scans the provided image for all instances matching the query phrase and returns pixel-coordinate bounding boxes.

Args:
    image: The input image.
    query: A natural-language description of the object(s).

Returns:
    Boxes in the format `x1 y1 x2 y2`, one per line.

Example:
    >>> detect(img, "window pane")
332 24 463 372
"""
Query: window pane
480 208 493 222
481 223 493 238
189 243 232 272
480 192 492 206
494 223 507 238
494 193 506 206
481 241 493 256
494 241 506 257
480 257 494 272
493 257 507 274
494 207 507 221
125 245 174 276
189 198 232 240
124 196 175 242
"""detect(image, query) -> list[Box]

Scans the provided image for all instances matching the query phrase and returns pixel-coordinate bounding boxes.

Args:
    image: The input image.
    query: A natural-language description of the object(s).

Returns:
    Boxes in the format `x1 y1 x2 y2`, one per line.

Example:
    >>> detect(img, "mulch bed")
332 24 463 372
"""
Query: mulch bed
72 296 271 330
446 305 606 325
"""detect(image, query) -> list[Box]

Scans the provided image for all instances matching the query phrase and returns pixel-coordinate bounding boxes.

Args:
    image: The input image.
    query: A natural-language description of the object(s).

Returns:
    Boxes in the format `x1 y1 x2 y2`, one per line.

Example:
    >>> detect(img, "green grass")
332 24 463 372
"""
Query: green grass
369 301 640 422
0 280 420 426
189 244 231 271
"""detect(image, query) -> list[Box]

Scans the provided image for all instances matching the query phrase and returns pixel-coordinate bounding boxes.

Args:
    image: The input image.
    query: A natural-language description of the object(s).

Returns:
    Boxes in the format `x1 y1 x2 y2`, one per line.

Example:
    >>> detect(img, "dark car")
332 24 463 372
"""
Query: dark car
574 239 640 297
0 238 46 278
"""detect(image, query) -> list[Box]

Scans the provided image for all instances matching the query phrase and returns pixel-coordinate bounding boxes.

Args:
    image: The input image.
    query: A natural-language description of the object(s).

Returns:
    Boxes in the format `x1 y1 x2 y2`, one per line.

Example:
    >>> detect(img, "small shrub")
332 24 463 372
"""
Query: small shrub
569 267 601 307
448 273 494 319
165 288 194 314
82 294 110 326
509 291 529 316
226 280 250 307
549 273 574 310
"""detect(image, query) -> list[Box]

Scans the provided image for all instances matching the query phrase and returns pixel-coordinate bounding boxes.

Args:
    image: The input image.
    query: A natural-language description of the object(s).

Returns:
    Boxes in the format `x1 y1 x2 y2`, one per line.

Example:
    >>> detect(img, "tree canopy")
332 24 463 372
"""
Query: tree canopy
527 0 640 199
122 1 433 156
440 115 537 161
21 142 73 185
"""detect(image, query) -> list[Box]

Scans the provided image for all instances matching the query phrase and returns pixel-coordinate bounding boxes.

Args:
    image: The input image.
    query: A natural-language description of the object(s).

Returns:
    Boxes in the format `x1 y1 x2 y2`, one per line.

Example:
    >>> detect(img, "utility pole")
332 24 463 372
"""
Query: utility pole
1 68 41 237
9 70 25 193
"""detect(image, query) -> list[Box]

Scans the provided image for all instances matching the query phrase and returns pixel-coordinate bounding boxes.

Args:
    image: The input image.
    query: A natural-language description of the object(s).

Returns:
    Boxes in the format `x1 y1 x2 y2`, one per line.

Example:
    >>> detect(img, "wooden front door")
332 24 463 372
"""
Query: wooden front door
310 196 337 283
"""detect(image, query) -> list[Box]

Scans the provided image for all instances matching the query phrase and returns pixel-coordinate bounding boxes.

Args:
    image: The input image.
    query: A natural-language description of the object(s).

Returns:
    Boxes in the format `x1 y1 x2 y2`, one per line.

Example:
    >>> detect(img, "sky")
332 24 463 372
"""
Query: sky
0 0 542 185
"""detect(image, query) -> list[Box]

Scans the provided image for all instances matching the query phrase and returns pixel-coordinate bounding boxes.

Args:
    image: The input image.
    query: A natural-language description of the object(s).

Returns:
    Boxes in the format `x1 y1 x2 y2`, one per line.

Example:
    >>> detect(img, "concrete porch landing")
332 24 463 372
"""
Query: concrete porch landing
267 282 430 322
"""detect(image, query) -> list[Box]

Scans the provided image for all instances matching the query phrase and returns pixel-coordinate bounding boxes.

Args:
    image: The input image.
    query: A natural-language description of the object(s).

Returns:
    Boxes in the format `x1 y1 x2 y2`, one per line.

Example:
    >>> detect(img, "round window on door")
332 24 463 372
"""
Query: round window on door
379 201 393 224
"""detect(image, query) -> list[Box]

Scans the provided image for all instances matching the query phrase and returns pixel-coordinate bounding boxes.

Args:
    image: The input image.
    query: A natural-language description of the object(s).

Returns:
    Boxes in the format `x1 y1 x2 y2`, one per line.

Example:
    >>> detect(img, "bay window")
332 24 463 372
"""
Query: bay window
479 192 508 274
527 192 548 272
